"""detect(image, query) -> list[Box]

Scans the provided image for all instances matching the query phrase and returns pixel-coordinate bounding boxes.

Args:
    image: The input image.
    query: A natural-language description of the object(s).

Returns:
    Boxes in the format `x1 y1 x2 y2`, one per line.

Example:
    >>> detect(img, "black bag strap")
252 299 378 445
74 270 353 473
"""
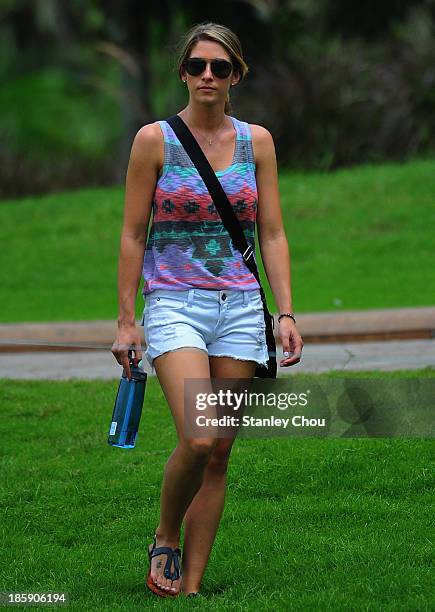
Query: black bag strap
166 114 272 323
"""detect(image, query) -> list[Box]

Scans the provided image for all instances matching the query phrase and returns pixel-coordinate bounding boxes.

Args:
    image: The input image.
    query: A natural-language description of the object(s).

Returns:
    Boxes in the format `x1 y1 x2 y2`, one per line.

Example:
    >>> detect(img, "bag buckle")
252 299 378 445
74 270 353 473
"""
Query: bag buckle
242 245 254 262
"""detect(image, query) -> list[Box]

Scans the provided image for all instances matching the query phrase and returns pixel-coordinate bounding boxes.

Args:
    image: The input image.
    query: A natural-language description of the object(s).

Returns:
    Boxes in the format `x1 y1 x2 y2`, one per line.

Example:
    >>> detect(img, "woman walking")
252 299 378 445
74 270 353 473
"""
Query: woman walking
111 21 303 599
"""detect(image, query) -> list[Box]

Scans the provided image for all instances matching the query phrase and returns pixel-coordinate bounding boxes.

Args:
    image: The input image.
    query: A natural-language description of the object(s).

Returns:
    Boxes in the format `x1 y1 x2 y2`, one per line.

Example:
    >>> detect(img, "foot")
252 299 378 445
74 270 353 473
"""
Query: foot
147 534 182 596
181 582 202 597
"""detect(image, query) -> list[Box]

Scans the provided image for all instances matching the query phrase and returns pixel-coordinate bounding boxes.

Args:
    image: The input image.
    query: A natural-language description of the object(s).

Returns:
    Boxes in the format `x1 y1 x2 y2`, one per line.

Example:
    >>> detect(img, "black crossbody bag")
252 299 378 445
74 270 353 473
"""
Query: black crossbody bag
166 114 277 379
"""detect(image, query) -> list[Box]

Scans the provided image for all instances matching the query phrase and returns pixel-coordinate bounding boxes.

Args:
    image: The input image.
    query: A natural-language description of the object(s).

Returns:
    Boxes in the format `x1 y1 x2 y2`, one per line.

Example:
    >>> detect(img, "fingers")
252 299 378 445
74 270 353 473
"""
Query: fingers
280 351 301 367
280 332 304 367
129 344 143 368
111 335 143 380
121 353 132 381
121 350 142 380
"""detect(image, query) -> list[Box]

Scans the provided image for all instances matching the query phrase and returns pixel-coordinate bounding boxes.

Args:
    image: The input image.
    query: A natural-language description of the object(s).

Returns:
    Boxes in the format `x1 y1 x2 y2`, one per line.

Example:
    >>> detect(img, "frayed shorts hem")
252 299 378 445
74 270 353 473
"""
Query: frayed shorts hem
144 346 268 374
208 353 269 368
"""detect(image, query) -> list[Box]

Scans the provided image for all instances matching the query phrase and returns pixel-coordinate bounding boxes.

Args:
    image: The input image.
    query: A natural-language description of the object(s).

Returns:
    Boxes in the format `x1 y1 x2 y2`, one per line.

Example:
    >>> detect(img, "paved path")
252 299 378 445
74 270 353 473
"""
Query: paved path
1 306 434 352
0 306 434 379
1 339 434 379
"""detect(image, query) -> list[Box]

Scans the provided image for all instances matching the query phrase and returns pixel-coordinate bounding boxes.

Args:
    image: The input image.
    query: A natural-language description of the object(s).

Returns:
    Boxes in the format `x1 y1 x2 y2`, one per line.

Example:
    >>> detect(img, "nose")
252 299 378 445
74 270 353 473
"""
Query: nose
202 62 213 79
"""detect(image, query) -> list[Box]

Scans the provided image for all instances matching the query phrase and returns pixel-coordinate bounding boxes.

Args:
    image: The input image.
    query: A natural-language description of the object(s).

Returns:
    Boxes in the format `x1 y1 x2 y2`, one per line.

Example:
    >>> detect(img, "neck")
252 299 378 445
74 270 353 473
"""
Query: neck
180 102 227 132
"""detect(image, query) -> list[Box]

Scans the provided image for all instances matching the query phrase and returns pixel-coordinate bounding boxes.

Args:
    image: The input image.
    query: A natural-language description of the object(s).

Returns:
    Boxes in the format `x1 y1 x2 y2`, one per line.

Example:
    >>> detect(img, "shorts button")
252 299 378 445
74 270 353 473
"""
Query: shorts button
221 293 227 300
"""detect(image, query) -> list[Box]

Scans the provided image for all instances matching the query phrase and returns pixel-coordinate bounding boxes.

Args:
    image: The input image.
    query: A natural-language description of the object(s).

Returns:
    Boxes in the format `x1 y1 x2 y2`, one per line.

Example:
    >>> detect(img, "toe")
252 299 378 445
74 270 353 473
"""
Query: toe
159 576 171 591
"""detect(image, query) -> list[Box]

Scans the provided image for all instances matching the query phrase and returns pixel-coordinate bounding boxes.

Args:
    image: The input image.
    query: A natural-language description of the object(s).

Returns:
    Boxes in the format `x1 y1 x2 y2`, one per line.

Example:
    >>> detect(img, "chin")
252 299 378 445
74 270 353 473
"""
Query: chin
196 97 219 105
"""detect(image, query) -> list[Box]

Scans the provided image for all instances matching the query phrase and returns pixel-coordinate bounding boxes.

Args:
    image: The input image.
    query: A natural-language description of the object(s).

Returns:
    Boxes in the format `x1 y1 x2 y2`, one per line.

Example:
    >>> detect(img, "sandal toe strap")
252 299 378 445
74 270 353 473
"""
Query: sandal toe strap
150 544 182 581
164 548 181 581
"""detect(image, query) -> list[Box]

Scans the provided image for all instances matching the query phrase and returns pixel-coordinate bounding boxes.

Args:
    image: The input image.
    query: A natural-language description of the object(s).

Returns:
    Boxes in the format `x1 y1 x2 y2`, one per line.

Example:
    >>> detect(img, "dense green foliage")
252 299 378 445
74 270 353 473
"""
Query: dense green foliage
1 1 435 197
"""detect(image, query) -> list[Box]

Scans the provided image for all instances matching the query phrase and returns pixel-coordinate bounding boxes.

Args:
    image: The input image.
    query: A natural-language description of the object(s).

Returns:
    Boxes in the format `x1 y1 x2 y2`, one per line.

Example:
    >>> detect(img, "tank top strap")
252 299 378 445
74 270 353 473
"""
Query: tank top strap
157 119 174 143
158 119 193 174
231 116 255 166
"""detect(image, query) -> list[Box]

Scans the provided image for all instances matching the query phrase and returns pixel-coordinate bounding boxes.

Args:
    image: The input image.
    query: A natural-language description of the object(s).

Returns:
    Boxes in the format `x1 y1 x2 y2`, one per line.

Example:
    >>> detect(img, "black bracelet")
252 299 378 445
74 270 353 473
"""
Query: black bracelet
277 313 296 324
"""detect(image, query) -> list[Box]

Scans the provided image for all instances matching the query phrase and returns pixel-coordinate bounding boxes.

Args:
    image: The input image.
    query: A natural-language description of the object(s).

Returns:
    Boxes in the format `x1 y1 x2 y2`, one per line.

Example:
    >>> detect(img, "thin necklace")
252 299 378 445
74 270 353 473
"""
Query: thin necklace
183 114 227 146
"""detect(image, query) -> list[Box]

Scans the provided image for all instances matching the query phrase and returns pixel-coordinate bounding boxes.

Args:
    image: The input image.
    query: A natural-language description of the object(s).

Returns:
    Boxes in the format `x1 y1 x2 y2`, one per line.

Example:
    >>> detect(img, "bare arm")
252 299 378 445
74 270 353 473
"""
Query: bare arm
112 122 162 376
251 124 303 366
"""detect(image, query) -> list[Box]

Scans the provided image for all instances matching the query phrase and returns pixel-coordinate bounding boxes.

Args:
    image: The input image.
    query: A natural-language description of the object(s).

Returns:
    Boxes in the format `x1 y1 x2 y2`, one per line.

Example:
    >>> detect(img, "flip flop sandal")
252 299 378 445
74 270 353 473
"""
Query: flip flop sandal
146 534 182 598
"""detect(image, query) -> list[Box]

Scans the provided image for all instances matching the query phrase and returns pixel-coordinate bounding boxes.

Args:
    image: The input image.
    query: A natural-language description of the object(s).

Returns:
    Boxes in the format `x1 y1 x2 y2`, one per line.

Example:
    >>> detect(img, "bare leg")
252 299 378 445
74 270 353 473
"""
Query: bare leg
147 348 217 595
180 438 233 593
180 356 257 594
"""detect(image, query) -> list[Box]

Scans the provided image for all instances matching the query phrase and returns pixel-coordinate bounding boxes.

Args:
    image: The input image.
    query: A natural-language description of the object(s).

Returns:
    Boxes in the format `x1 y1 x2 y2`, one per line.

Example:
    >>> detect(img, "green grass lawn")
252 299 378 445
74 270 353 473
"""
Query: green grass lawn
1 158 434 323
0 370 433 611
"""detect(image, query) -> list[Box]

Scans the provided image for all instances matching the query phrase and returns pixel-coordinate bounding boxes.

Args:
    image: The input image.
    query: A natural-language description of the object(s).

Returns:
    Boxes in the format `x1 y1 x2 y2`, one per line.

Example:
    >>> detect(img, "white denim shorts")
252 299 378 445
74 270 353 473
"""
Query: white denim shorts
139 287 269 373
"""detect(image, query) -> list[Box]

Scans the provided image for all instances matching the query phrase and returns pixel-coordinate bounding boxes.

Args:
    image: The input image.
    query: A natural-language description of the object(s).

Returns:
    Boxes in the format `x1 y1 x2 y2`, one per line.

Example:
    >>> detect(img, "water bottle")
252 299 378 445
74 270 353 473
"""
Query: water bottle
108 349 147 449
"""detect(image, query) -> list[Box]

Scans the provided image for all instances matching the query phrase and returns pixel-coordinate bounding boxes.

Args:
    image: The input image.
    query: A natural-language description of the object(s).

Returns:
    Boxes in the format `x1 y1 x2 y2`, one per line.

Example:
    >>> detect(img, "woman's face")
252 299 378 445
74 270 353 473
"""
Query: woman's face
181 39 239 106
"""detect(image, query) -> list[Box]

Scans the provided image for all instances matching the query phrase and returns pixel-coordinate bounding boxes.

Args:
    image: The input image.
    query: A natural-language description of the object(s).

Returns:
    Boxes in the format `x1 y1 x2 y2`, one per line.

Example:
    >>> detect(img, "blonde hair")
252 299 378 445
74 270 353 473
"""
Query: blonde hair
175 21 249 115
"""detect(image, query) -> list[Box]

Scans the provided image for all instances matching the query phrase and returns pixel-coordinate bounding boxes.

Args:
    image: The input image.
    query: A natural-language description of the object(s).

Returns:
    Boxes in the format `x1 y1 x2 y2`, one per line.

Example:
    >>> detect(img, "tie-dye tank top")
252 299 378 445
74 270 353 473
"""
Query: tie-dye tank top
142 115 260 296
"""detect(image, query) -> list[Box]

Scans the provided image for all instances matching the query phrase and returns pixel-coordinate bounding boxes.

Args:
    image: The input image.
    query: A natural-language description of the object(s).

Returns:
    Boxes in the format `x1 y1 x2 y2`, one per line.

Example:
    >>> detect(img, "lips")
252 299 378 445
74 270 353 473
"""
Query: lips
199 87 215 90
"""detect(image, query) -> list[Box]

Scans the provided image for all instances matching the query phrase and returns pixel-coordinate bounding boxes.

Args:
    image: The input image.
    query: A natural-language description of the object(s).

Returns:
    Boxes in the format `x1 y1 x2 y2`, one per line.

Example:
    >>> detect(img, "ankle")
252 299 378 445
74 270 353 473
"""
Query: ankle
155 528 180 546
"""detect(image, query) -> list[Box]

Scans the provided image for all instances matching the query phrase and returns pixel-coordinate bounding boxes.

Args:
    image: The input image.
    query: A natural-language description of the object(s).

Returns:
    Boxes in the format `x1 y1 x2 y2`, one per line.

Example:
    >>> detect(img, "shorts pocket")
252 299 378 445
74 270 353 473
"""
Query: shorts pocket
148 292 187 312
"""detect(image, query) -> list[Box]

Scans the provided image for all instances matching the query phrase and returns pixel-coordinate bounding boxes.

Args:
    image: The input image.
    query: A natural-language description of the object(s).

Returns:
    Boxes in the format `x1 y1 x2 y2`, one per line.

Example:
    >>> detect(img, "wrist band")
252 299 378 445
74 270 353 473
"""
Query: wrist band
278 312 296 324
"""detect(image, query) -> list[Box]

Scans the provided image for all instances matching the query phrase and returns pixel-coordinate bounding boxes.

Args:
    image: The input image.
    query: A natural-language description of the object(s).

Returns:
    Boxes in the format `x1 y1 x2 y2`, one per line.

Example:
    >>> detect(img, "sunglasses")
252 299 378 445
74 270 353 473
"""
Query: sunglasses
183 57 233 79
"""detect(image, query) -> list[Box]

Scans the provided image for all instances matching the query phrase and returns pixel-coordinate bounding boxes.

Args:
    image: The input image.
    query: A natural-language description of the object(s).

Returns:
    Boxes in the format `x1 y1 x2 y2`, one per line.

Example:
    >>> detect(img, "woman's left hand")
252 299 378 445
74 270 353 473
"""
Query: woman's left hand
278 318 304 367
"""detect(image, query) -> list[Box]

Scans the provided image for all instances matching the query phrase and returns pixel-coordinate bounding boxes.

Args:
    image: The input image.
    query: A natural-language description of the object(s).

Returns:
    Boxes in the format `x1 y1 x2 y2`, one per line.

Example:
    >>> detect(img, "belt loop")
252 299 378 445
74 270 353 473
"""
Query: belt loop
187 289 194 305
243 290 249 306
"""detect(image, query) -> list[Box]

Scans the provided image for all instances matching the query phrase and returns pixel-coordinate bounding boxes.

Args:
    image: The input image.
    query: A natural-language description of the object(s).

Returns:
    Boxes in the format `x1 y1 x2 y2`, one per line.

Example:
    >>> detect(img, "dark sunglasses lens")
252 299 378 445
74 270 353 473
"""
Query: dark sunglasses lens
184 59 233 78
212 60 232 78
185 59 206 76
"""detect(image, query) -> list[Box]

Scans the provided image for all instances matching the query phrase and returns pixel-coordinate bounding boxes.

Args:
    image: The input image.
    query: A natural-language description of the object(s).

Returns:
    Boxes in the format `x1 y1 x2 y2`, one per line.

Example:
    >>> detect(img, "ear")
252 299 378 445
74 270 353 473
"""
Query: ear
231 72 240 87
231 69 241 87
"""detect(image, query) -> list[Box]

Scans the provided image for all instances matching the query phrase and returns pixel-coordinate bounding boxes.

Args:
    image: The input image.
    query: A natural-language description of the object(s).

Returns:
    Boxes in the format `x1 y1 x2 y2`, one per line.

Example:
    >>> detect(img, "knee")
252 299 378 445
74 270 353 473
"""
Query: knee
183 437 218 462
206 447 230 475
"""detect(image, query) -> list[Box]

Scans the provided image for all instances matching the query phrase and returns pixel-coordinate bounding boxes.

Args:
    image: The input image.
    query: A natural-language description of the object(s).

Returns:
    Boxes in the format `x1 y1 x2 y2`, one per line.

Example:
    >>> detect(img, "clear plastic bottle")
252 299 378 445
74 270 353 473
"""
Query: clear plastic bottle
108 350 147 449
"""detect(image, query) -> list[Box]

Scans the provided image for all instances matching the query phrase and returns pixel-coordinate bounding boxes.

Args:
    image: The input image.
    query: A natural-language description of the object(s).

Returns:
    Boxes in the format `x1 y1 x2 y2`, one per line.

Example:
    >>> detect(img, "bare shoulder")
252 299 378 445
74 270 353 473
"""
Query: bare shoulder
249 124 275 166
129 121 164 171
249 123 273 143
135 121 163 143
133 121 163 154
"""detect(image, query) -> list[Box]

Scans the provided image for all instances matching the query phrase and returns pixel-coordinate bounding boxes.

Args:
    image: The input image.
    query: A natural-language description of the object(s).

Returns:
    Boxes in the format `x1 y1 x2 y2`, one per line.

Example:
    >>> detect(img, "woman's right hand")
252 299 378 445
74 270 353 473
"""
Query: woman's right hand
111 324 144 380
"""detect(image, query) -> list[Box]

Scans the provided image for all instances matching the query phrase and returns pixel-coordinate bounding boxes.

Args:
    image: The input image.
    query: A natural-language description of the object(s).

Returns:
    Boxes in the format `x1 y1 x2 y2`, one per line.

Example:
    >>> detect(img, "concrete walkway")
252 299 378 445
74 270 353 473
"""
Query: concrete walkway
1 306 434 353
0 306 434 378
0 338 434 379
